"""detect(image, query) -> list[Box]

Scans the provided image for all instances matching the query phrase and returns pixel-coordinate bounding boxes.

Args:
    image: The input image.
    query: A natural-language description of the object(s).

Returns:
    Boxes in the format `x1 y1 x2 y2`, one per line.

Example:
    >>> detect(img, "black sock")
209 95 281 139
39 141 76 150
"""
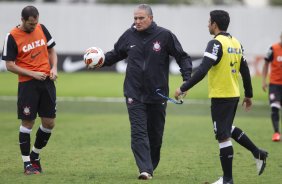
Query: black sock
271 107 280 133
231 126 259 157
19 132 31 157
30 151 39 160
30 127 51 160
219 145 233 180
24 161 31 168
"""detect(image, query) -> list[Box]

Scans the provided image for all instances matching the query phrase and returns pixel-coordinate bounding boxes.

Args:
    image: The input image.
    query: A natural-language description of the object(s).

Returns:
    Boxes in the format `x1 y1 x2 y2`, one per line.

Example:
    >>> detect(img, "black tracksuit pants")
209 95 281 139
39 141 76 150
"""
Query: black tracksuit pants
126 98 167 175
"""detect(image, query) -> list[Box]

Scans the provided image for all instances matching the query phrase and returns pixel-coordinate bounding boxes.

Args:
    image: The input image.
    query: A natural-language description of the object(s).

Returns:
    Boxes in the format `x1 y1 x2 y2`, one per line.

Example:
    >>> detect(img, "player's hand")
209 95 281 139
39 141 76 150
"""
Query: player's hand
32 71 47 81
50 67 58 81
242 97 252 111
174 88 187 100
262 82 268 92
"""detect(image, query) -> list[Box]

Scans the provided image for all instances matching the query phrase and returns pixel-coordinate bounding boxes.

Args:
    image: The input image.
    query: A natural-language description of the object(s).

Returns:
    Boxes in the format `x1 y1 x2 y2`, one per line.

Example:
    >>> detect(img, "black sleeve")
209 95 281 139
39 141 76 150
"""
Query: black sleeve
103 31 128 66
204 39 223 66
180 57 214 92
167 32 192 81
40 24 56 49
264 46 273 62
1 33 18 61
240 55 253 98
180 39 221 92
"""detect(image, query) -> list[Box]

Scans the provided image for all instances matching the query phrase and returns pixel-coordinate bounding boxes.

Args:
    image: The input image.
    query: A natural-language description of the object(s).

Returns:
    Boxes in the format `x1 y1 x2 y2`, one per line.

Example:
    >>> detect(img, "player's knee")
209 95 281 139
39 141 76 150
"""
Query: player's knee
21 120 35 129
271 106 280 113
218 137 231 143
270 102 281 111
271 105 279 115
271 106 280 121
231 126 245 141
41 118 55 129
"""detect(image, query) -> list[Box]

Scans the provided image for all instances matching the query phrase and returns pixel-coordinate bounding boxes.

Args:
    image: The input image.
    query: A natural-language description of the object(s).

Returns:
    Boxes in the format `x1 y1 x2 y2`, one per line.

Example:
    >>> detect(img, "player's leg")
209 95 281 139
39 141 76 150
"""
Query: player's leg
231 126 260 155
231 125 268 175
147 102 167 170
126 97 153 179
30 118 54 172
20 120 41 175
17 80 40 175
211 98 237 184
269 84 281 141
271 105 280 134
30 78 56 172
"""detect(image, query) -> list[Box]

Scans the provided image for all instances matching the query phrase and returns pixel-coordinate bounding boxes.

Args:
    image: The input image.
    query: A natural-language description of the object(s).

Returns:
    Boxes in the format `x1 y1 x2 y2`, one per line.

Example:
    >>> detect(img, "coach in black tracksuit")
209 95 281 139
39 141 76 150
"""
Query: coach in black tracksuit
97 4 192 179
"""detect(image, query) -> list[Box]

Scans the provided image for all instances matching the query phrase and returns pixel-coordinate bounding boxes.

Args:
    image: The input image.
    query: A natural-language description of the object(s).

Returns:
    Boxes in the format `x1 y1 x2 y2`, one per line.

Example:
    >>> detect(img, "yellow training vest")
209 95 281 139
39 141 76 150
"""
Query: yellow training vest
208 35 242 98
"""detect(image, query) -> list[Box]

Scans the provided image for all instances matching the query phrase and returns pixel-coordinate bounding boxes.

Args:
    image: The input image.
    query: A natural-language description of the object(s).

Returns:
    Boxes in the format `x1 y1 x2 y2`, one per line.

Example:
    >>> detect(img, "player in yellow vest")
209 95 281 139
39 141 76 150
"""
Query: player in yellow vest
174 10 268 184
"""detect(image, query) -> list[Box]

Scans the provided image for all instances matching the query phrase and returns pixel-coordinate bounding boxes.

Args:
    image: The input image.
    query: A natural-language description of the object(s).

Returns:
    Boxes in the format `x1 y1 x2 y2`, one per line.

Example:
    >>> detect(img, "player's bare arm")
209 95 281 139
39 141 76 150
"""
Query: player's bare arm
6 60 47 81
261 61 269 92
48 47 58 81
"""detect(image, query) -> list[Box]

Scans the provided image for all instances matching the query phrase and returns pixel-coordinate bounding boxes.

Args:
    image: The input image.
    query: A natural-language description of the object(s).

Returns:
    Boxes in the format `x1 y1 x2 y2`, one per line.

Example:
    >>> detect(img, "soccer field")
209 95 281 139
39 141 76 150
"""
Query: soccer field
0 72 281 184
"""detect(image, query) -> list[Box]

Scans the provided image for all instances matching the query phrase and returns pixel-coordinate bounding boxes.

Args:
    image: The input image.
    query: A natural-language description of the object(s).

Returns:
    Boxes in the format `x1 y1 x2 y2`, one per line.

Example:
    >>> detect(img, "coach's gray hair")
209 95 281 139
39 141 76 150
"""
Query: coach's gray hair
136 4 153 16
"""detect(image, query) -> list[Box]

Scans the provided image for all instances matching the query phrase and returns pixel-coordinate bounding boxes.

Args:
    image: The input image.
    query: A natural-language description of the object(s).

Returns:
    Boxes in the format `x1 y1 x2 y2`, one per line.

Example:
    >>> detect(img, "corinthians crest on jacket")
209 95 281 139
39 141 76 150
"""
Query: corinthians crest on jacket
153 41 161 52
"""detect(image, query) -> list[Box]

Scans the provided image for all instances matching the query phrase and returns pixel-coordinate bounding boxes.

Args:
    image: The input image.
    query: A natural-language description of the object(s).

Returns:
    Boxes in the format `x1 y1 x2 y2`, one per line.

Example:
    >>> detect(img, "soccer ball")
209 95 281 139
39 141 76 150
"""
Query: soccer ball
83 47 105 69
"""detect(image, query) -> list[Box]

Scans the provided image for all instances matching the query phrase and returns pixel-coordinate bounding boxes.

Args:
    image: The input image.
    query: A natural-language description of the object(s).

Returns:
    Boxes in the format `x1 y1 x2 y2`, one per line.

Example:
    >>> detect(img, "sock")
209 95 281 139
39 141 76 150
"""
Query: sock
19 125 32 163
219 141 233 180
271 107 280 133
30 125 51 160
231 126 259 158
24 160 31 168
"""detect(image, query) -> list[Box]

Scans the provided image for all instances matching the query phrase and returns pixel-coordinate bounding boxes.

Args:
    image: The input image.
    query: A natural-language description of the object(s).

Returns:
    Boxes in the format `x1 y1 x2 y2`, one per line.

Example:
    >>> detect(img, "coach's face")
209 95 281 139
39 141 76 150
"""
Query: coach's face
21 16 38 33
134 9 153 31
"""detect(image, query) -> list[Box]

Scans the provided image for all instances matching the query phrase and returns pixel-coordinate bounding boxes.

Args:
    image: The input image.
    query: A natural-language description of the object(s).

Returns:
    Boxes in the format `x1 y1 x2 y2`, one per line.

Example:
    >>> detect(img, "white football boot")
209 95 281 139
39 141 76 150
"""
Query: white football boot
255 149 268 175
212 177 233 184
138 172 152 180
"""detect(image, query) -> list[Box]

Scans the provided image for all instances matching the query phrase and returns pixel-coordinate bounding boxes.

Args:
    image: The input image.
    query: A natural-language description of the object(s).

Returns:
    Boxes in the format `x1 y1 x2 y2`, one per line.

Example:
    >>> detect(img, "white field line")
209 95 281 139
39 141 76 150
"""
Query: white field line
0 96 268 106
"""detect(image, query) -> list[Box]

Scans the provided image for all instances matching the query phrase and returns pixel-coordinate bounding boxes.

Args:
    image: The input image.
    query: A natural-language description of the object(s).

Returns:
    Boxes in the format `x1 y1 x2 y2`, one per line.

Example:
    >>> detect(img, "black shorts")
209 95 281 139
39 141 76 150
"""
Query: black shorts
269 84 282 106
211 97 239 141
18 78 56 120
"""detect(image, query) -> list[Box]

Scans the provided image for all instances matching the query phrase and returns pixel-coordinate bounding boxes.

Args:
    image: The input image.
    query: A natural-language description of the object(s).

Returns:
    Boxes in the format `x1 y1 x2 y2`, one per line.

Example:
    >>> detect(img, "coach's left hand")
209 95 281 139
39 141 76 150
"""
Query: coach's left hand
174 88 187 100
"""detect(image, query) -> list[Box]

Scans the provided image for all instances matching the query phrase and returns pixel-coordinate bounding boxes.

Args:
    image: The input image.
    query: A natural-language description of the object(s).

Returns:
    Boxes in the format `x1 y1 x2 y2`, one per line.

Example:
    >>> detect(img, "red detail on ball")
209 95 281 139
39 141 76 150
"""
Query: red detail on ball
87 48 98 54
97 58 104 65
85 58 92 65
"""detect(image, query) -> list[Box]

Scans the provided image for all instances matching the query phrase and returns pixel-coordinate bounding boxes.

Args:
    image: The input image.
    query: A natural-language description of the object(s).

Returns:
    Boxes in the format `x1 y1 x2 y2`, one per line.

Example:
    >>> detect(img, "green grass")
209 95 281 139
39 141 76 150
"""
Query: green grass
0 72 280 183
0 72 268 100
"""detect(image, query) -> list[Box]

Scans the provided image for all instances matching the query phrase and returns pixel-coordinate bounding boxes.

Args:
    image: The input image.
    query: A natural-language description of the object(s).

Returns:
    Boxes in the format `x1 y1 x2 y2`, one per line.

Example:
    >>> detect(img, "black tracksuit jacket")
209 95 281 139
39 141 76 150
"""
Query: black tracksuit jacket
104 22 192 103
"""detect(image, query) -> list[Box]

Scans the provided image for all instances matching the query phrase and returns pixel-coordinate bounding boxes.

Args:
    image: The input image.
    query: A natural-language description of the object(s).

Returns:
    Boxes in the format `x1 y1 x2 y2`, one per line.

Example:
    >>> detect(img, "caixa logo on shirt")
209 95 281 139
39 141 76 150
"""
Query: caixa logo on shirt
227 47 242 54
22 39 46 52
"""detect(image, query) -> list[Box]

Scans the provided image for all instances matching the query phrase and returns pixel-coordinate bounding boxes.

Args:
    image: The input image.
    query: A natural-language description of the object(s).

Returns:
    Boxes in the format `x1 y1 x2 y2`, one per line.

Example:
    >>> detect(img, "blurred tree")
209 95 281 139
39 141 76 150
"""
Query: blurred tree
270 0 282 5
96 0 192 4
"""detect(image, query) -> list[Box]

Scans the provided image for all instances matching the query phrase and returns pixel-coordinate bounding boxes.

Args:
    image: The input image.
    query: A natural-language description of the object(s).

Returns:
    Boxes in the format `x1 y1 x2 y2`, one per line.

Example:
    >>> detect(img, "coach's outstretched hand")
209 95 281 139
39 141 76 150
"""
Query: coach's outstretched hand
174 88 187 100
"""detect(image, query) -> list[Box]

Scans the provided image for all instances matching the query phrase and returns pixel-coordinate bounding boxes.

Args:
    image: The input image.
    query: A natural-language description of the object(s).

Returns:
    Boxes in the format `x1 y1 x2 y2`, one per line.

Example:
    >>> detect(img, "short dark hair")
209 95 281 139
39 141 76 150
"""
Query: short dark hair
21 6 39 21
210 10 230 31
136 4 153 16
